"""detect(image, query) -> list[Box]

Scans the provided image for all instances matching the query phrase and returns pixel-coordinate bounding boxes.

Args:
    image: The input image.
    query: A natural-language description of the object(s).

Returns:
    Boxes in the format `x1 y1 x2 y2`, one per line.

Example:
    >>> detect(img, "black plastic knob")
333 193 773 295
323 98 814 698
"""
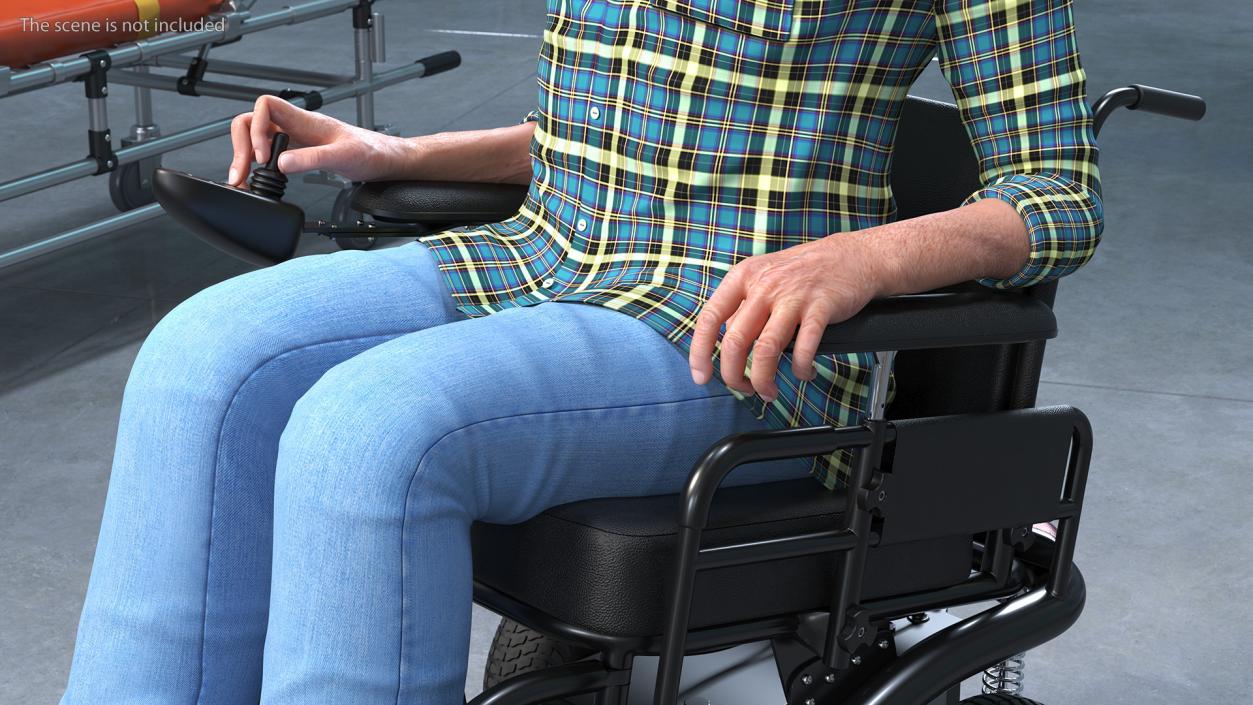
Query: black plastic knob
248 132 289 200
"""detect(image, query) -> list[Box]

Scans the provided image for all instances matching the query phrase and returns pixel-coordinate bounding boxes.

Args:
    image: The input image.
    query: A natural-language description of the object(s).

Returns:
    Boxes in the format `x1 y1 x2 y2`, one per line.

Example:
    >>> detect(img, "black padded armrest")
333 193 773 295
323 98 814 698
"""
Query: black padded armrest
351 180 529 225
352 180 1055 353
814 291 1057 354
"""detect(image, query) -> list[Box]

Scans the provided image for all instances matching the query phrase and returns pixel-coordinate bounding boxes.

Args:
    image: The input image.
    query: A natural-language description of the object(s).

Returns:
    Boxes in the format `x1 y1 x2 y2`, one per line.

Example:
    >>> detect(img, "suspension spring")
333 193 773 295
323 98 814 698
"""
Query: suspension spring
982 653 1026 695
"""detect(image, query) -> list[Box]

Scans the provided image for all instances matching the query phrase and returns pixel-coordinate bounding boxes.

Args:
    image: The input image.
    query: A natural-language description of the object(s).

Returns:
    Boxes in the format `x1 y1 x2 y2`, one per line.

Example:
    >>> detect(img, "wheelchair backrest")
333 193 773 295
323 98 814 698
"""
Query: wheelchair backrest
886 96 1056 419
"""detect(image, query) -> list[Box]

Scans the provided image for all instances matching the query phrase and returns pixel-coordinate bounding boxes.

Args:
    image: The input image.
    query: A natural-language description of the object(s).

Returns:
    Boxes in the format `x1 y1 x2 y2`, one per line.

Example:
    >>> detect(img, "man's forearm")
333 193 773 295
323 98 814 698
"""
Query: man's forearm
849 197 1031 297
688 196 1034 392
384 122 537 184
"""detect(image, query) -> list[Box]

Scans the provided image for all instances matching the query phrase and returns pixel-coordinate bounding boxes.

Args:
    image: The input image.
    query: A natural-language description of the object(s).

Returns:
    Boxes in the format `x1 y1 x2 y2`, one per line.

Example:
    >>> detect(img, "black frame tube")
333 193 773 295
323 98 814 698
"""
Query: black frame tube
652 425 876 705
845 568 1086 705
1048 413 1092 596
821 417 889 670
646 430 846 702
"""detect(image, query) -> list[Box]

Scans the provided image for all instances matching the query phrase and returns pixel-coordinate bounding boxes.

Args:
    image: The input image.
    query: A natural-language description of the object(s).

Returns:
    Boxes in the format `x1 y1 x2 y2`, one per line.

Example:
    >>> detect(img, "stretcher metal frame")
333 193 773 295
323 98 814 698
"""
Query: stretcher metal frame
0 0 456 269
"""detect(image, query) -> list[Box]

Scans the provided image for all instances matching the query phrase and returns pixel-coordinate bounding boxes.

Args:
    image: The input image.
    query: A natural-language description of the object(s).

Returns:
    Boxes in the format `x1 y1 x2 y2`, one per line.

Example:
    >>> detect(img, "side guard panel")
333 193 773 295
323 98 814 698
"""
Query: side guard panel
880 405 1084 545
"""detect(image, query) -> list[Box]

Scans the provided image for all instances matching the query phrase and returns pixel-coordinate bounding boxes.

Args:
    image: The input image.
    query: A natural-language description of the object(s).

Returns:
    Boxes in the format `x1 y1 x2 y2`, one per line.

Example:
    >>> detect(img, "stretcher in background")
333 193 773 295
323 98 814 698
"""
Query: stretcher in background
0 0 460 269
1 1 224 69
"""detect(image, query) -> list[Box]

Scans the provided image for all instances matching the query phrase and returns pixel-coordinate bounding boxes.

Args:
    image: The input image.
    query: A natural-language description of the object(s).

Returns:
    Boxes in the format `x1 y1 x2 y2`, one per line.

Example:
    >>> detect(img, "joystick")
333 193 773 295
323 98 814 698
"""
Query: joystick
247 132 290 200
144 49 467 266
154 131 422 266
153 132 304 267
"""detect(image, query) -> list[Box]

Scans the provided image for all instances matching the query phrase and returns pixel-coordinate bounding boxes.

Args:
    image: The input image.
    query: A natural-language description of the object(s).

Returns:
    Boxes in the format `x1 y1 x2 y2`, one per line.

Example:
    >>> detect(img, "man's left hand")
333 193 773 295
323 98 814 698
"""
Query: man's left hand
688 234 885 401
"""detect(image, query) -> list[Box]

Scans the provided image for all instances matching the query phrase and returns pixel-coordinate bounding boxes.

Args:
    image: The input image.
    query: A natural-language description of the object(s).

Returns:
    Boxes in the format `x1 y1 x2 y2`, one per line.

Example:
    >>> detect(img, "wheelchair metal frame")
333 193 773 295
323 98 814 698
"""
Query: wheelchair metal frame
444 85 1203 705
466 365 1093 705
0 0 455 269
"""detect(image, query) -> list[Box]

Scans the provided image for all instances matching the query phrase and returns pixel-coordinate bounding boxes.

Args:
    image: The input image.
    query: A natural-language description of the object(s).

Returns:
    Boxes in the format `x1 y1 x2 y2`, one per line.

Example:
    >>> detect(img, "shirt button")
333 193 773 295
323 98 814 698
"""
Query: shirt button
576 217 589 232
541 277 556 288
588 105 601 120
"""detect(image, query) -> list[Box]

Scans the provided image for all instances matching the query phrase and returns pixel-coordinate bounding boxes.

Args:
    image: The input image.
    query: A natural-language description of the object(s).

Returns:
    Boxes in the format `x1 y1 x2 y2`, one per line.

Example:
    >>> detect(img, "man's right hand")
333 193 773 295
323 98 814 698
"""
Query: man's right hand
227 95 408 188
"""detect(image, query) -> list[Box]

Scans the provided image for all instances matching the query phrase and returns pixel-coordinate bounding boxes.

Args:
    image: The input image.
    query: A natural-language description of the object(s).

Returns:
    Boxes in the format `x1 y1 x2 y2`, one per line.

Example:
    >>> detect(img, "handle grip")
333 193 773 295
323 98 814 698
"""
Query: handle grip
1129 84 1207 121
415 51 461 78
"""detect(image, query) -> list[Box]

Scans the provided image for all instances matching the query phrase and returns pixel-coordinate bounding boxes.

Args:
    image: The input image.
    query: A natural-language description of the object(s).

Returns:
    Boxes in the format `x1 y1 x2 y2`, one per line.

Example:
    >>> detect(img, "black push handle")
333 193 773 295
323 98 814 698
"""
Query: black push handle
1092 84 1207 135
1128 84 1207 121
415 50 462 77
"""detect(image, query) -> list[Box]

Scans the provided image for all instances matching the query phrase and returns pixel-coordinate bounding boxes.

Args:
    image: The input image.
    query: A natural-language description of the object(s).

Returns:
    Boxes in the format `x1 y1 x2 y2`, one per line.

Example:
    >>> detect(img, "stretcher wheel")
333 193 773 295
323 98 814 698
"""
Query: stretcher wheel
109 157 161 212
331 185 379 251
960 695 1045 705
483 618 595 700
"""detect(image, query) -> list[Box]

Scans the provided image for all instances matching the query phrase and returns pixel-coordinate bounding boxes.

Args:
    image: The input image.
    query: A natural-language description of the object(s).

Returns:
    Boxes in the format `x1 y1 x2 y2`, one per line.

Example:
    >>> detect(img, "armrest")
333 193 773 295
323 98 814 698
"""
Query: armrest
348 182 1056 353
350 180 529 225
814 290 1057 354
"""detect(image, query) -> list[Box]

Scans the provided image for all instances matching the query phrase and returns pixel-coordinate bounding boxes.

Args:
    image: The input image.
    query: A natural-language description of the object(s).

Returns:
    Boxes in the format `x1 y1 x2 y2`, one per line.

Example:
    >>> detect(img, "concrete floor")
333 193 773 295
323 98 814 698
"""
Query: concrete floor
1 1 1250 703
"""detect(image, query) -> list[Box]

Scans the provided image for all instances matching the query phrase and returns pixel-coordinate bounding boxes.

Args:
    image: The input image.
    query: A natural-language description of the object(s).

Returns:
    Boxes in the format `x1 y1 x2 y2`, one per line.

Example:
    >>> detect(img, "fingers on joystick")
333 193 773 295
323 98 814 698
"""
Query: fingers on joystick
248 133 290 201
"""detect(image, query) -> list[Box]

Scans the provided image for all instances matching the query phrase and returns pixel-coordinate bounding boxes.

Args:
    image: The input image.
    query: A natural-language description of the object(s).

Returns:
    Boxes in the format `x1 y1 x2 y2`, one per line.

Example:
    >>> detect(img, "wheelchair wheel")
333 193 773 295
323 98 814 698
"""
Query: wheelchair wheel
960 695 1045 705
483 618 596 702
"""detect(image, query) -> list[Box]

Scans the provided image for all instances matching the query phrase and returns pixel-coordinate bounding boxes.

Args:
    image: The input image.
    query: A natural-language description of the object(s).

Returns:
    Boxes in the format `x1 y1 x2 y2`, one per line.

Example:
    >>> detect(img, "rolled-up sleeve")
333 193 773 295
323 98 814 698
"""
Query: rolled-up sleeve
935 0 1104 289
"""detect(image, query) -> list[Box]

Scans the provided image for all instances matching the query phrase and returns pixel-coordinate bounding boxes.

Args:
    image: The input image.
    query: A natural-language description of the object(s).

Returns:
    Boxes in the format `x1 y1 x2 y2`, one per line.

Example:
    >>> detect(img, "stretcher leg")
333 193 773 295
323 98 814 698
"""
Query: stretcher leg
111 66 163 210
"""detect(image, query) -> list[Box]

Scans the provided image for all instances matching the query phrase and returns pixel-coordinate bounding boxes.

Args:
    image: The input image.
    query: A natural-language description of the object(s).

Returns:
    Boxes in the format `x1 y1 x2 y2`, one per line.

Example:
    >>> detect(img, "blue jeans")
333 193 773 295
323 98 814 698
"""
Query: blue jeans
60 241 812 705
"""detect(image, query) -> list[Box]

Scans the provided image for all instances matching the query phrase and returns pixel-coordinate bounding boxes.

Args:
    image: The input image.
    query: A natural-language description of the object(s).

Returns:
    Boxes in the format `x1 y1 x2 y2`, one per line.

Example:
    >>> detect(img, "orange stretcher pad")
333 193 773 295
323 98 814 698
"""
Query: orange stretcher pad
1 1 223 68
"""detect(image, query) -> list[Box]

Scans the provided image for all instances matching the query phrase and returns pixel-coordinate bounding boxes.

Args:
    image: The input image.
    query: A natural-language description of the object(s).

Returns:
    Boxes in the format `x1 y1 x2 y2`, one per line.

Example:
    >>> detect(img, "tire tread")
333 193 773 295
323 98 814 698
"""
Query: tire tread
482 618 597 703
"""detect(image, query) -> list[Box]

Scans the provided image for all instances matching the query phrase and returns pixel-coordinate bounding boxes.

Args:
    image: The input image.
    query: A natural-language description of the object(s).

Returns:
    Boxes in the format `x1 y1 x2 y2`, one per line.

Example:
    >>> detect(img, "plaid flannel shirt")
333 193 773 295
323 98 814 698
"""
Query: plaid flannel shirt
421 0 1104 489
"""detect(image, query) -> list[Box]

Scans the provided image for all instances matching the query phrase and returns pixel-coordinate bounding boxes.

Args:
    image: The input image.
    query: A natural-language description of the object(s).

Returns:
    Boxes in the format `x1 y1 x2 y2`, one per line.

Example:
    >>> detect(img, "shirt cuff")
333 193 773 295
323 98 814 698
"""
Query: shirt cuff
966 173 1104 290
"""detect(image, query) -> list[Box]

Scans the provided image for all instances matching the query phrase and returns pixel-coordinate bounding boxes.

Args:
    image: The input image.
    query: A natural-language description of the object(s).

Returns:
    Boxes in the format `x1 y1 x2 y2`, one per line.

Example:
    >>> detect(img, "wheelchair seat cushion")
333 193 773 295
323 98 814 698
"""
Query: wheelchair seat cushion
350 180 529 225
471 478 972 637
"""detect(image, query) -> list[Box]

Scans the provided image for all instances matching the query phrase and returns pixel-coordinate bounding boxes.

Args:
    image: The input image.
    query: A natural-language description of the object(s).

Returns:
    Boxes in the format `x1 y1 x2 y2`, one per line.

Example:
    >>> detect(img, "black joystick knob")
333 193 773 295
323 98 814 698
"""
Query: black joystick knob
152 130 305 267
248 132 290 200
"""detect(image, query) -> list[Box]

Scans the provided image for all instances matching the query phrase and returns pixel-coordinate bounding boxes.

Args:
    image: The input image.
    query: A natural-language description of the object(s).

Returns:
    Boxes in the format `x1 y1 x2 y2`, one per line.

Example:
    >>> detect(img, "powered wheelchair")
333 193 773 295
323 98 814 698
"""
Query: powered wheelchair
151 84 1206 705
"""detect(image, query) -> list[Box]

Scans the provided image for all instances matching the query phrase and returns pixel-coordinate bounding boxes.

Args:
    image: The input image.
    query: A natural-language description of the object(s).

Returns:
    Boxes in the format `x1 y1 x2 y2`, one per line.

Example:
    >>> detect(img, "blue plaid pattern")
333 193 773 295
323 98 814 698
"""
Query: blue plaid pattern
421 0 1103 489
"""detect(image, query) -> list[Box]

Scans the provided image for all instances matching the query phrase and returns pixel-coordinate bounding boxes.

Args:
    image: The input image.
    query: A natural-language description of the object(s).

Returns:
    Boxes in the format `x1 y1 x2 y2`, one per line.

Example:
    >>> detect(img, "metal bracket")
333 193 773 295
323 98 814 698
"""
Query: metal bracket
304 219 418 237
78 50 111 98
837 608 877 656
276 88 313 103
774 626 896 705
352 0 375 29
176 57 210 96
77 51 116 174
857 472 890 517
86 131 117 175
1007 525 1034 551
